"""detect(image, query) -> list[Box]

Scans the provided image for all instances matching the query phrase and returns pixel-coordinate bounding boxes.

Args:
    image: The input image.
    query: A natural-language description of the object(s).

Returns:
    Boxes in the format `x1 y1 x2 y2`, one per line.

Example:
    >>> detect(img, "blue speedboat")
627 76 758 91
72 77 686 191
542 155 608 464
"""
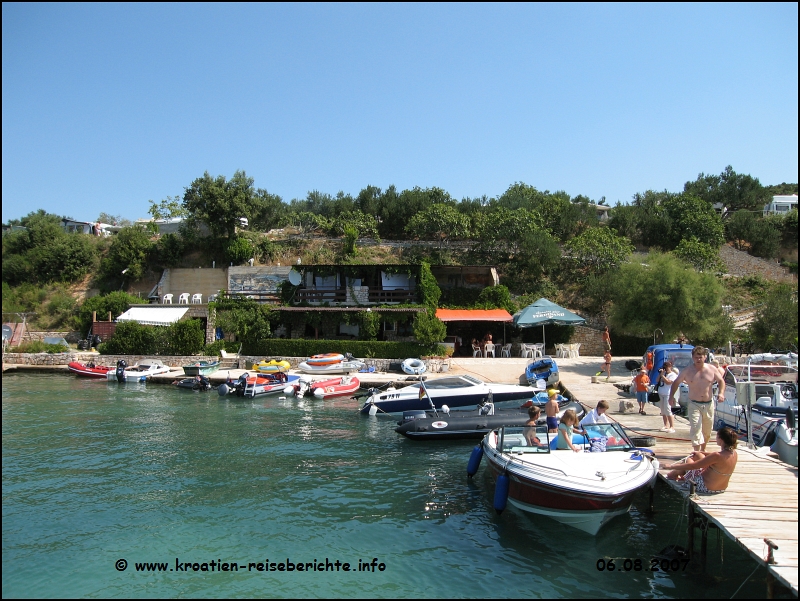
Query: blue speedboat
525 356 559 386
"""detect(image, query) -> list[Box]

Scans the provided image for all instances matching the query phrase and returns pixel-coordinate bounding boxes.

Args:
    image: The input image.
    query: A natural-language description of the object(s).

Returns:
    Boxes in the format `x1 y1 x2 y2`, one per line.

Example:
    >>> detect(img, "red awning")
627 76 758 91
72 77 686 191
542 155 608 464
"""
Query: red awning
435 309 513 322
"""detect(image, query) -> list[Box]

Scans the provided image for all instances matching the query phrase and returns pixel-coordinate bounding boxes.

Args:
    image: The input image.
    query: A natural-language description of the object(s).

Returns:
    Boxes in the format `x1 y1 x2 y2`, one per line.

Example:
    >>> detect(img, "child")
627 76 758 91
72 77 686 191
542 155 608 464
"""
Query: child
557 409 587 452
580 400 611 427
633 366 650 415
545 389 560 433
524 405 541 446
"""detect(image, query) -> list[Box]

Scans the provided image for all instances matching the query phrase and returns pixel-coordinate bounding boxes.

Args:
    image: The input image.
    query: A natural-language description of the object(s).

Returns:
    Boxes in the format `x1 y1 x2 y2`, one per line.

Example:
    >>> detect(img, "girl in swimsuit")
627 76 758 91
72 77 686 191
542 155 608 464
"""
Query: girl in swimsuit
665 427 738 493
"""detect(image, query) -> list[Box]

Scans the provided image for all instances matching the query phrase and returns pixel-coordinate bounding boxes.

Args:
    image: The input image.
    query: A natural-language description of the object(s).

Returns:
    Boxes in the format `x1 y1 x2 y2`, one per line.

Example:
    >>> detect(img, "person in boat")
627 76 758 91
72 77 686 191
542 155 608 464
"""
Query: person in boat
669 345 726 452
557 409 587 453
580 400 611 427
545 389 560 433
524 406 542 446
657 361 678 433
665 427 738 493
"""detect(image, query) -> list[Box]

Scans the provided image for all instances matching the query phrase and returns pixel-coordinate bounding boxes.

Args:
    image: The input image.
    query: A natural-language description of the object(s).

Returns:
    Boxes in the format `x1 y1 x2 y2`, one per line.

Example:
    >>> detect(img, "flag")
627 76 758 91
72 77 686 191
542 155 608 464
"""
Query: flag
419 385 425 399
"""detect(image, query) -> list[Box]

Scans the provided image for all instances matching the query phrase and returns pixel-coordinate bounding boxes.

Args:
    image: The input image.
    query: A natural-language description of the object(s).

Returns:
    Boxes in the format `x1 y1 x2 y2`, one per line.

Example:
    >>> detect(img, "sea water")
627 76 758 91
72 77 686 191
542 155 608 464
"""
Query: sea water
2 374 771 598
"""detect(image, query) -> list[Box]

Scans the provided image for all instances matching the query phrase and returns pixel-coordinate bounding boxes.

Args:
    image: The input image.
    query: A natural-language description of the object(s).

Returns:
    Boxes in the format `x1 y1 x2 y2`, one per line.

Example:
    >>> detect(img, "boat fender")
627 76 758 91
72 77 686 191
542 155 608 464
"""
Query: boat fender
441 404 450 415
313 388 326 398
494 472 510 514
218 383 229 396
368 404 378 416
283 385 295 395
467 445 484 477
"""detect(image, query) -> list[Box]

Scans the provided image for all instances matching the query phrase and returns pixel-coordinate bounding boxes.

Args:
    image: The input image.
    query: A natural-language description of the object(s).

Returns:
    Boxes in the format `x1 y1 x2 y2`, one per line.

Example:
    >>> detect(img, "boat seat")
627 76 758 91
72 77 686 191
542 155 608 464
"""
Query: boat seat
549 434 588 450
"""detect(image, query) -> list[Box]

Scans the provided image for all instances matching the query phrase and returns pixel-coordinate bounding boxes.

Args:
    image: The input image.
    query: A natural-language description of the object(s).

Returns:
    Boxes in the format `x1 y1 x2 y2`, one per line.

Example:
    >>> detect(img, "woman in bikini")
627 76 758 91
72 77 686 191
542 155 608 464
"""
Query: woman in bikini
665 427 738 493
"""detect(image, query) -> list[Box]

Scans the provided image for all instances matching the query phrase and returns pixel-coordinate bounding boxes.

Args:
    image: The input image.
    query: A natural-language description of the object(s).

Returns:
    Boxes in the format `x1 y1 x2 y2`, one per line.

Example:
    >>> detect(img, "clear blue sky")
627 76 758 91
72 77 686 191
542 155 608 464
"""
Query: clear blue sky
3 3 797 223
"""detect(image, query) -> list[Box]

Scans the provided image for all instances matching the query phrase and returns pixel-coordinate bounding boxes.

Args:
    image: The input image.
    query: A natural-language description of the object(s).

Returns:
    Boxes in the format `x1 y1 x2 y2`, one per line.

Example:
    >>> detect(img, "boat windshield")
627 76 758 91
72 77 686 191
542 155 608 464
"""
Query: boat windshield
418 377 478 390
582 423 636 451
726 365 798 384
498 426 551 454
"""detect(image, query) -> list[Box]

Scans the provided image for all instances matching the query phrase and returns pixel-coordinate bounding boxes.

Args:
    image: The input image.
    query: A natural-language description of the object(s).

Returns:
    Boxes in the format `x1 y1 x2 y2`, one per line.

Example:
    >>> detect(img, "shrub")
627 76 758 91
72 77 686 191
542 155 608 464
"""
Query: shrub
239 339 447 359
225 236 255 265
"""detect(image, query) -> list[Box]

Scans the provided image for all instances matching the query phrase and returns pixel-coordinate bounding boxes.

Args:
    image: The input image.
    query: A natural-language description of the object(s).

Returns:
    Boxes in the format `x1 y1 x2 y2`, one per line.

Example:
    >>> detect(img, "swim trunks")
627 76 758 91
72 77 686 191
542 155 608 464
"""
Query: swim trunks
546 416 559 430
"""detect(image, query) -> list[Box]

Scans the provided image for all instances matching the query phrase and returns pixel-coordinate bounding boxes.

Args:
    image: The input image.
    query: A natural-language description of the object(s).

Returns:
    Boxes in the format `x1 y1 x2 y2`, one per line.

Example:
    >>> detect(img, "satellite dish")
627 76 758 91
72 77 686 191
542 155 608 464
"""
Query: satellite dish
288 269 302 286
2 325 12 341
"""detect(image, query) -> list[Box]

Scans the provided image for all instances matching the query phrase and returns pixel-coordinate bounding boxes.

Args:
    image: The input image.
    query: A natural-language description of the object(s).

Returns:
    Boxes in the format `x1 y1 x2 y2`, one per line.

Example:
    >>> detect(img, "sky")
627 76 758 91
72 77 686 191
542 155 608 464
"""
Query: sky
2 3 798 223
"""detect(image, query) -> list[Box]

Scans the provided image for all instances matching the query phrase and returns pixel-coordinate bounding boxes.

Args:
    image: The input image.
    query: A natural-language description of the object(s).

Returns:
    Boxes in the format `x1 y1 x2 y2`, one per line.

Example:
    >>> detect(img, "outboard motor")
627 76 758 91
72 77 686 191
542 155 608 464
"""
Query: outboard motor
115 359 127 383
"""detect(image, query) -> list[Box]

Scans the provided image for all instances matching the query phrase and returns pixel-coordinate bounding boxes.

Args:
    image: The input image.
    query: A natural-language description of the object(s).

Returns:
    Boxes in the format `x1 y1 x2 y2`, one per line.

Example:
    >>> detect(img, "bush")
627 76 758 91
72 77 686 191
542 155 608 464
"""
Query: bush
98 321 160 355
240 339 447 359
10 341 71 354
162 319 205 355
225 236 254 265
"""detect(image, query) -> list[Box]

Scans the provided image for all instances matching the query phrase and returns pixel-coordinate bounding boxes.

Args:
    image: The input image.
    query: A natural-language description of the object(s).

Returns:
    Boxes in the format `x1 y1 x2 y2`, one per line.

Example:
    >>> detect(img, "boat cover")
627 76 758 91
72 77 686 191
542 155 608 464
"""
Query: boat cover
116 307 189 326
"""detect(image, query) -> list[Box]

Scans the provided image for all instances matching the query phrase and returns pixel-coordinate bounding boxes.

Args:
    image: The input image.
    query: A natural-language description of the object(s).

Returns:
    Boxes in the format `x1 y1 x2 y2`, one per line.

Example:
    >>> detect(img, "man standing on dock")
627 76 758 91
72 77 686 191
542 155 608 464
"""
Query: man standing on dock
669 346 725 452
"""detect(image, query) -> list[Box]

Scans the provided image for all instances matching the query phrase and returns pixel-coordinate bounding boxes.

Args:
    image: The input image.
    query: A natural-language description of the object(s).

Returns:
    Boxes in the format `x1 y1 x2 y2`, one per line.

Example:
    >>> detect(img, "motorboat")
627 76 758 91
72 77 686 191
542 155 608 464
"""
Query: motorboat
183 360 221 377
359 374 536 415
290 375 361 399
217 372 299 398
298 360 364 375
174 376 213 391
107 359 172 382
525 356 559 386
470 422 659 535
395 397 585 440
255 359 291 374
68 361 114 379
715 362 798 451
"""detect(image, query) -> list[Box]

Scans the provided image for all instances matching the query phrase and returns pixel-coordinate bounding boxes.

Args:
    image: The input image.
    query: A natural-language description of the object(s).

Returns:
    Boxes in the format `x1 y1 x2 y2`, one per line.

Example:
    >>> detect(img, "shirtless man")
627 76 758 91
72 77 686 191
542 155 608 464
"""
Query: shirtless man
669 346 725 452
545 389 560 433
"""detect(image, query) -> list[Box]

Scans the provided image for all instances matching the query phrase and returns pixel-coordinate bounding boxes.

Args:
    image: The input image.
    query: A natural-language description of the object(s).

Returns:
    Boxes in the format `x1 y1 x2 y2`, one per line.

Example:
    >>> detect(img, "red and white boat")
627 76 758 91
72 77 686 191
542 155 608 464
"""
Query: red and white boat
292 375 360 399
474 422 659 535
68 361 114 379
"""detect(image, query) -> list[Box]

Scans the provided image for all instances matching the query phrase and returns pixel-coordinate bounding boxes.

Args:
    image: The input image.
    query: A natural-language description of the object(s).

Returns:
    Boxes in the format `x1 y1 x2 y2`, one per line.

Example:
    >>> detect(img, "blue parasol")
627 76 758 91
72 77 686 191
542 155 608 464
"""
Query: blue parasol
512 298 586 350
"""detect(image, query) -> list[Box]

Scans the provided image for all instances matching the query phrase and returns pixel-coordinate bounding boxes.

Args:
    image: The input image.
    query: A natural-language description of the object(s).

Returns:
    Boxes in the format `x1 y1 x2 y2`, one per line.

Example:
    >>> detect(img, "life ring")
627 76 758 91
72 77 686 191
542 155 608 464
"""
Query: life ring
401 358 427 375
307 353 345 366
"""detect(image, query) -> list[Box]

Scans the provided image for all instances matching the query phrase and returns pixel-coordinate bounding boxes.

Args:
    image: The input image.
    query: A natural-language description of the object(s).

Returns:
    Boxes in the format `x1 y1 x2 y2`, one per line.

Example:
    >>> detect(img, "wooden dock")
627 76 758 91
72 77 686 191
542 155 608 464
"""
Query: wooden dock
557 357 798 597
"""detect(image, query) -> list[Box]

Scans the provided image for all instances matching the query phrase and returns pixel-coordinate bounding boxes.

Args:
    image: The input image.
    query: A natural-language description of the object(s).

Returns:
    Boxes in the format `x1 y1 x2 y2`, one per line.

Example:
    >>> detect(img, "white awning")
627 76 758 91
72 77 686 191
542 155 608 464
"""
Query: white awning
116 307 189 326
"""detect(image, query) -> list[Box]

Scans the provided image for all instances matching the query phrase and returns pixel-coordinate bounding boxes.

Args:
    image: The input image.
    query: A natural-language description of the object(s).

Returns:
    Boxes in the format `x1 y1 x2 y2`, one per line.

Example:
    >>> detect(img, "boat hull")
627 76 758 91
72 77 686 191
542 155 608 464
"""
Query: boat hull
183 361 221 377
361 381 536 414
480 428 659 535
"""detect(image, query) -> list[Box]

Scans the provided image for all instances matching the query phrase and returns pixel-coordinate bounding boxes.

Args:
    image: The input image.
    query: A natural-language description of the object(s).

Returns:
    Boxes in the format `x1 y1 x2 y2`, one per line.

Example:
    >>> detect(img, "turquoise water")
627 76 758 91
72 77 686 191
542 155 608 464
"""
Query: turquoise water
3 374 770 598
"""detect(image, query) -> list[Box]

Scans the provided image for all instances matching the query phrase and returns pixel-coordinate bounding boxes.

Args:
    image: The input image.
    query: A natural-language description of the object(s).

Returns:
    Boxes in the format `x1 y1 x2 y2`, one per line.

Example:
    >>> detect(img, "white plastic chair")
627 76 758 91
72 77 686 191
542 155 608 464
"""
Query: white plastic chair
519 344 532 358
483 342 495 358
191 293 202 304
472 344 482 357
532 343 545 359
178 293 190 304
569 343 581 358
555 344 567 358
500 343 512 358
162 294 173 304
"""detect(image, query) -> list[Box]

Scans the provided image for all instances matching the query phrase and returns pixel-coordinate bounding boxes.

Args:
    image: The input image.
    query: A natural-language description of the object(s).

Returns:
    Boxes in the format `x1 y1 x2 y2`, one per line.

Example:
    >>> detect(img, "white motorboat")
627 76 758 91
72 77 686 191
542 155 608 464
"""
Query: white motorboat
716 363 798 451
470 422 659 535
770 416 798 467
107 359 172 382
297 360 364 374
359 374 536 415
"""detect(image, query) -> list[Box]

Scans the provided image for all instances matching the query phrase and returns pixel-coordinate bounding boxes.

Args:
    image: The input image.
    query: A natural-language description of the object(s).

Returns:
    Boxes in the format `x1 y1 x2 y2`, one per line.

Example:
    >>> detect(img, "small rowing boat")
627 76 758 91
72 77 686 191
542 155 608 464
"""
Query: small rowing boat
183 360 221 377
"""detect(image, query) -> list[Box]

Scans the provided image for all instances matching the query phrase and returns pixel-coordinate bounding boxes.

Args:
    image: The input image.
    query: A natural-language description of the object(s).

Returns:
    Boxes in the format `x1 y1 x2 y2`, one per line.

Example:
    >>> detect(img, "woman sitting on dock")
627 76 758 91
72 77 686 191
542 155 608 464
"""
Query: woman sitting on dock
664 427 738 493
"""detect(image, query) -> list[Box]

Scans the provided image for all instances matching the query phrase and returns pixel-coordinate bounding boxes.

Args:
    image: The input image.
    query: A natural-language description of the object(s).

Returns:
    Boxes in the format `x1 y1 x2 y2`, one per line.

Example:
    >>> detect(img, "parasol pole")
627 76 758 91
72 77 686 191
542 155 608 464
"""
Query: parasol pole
542 324 546 354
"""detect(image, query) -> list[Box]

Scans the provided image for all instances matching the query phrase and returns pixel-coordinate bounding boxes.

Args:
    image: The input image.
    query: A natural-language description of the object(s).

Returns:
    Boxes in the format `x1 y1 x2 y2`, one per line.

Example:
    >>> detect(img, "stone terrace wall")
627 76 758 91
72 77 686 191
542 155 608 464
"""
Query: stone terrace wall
2 353 219 367
567 325 605 357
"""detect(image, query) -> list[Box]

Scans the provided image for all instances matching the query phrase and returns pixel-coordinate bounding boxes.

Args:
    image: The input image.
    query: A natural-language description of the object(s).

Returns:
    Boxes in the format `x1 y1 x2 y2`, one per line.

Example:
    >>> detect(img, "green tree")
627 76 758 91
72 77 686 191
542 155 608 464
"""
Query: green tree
725 210 757 250
405 204 471 249
672 239 724 272
148 196 187 221
183 170 256 239
100 226 153 281
749 284 798 351
661 193 725 249
78 291 144 336
684 165 770 214
225 236 255 265
607 252 727 342
564 227 634 273
417 262 441 309
163 319 205 355
476 285 515 313
412 310 447 345
330 210 380 240
212 296 272 353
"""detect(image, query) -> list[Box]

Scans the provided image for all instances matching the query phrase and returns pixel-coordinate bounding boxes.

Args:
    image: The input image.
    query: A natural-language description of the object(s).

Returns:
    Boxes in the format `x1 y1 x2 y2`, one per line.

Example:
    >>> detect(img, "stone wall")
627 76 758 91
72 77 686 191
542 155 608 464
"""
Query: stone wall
2 353 219 367
567 325 605 357
26 331 82 343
